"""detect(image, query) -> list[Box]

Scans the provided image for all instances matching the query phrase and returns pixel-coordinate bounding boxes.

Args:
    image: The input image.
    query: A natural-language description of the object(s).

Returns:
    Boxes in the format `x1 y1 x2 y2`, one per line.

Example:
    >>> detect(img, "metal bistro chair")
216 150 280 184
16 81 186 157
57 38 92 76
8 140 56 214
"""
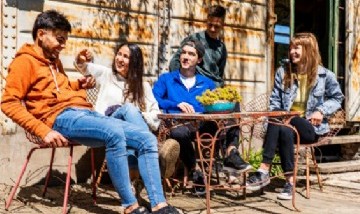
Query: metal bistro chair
5 88 100 214
300 109 346 198
243 93 346 199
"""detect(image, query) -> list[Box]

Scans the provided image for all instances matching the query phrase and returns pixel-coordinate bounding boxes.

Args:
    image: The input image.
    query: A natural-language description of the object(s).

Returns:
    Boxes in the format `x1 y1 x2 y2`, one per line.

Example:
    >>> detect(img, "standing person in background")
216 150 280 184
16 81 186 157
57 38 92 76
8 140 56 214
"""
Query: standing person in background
246 32 344 200
74 44 180 179
169 5 227 87
1 10 179 214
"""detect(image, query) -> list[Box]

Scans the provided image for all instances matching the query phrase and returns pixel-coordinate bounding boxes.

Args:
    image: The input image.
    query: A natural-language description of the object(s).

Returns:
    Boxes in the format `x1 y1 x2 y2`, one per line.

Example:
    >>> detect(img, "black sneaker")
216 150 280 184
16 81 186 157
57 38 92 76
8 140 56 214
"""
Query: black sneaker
277 182 293 200
152 205 180 214
246 171 270 191
223 149 252 173
192 169 206 196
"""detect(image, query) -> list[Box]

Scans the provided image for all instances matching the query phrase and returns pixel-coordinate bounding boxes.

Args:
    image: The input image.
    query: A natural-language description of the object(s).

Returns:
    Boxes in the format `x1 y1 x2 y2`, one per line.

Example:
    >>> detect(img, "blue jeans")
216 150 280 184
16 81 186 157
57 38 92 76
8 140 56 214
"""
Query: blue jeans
110 103 149 169
111 103 149 131
52 108 165 208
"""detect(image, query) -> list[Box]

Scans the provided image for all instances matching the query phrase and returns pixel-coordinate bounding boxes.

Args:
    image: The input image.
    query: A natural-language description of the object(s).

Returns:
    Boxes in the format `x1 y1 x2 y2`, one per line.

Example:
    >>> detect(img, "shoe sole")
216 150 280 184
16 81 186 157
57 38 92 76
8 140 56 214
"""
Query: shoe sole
246 179 270 191
223 164 253 174
193 189 206 196
277 194 292 200
159 139 180 178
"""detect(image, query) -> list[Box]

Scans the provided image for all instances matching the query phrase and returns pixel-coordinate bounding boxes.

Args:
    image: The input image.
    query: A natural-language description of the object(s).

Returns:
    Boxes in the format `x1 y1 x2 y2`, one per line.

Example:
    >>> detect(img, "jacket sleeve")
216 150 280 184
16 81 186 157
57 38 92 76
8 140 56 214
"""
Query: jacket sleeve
69 80 81 90
316 70 344 116
269 67 285 111
1 57 52 139
168 48 182 72
142 82 161 131
218 45 227 81
152 75 178 111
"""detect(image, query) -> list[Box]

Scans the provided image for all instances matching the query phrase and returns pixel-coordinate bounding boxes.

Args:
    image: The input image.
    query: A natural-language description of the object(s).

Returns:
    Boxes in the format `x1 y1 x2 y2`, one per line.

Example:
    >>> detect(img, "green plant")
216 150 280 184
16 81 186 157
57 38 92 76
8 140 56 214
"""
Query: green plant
196 86 242 105
244 148 283 177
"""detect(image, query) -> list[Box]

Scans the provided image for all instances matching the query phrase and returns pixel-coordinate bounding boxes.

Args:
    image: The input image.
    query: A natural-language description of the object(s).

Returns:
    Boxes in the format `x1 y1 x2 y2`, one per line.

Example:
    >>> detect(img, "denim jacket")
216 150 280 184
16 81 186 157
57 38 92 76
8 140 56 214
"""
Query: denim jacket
269 65 344 135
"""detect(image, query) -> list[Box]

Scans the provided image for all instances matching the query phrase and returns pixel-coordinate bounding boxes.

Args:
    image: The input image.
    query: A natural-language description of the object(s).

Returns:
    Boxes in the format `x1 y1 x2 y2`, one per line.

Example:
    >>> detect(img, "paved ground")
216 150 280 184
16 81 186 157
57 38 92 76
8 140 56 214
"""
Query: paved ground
1 172 360 214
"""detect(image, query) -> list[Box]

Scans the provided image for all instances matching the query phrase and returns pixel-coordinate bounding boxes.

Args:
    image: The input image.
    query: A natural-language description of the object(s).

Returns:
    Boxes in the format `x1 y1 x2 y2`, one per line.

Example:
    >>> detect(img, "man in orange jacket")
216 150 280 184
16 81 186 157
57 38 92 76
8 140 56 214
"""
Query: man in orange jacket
1 10 179 214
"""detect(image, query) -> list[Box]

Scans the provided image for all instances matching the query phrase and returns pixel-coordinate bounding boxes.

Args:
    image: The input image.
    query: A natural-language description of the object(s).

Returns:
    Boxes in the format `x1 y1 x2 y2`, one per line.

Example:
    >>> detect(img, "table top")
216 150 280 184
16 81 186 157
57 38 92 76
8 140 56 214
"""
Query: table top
157 111 300 120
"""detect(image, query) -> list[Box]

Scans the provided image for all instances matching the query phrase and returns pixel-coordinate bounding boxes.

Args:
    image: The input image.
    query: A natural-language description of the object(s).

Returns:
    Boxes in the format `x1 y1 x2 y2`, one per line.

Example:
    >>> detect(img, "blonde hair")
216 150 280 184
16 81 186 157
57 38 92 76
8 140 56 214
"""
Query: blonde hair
283 32 323 89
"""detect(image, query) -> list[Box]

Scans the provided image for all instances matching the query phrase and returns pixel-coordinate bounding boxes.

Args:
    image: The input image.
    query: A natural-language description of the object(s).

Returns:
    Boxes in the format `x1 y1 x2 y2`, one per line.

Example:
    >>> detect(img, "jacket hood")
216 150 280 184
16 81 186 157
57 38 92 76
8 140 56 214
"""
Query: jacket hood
16 44 52 65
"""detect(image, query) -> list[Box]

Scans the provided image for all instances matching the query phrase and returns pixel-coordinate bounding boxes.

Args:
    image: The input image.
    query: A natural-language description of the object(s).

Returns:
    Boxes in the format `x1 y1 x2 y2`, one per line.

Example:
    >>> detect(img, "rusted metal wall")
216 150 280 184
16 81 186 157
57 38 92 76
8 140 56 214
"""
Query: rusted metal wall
165 0 270 103
0 0 271 132
346 0 360 122
0 0 271 184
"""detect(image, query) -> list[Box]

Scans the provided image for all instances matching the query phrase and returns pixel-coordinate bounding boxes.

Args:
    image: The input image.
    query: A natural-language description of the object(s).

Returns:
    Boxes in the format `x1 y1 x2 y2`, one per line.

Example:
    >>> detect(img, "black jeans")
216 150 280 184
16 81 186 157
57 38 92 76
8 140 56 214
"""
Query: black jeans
170 121 240 170
262 117 318 173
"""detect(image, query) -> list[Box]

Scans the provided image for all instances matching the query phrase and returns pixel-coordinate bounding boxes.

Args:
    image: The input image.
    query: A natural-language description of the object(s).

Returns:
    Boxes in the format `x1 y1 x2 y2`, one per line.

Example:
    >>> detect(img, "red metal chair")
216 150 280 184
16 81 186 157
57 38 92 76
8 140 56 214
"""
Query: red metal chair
5 89 100 214
4 132 97 214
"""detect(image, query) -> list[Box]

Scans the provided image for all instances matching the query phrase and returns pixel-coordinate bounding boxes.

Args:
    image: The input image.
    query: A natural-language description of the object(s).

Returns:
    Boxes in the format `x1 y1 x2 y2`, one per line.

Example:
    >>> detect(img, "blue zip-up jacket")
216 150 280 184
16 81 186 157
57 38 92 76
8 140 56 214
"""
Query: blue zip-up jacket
153 70 216 113
270 65 344 135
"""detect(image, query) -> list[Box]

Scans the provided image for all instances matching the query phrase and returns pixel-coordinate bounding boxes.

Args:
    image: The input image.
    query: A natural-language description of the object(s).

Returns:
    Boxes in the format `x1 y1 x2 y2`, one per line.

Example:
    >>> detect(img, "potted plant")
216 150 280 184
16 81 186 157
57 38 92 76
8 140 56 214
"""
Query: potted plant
196 86 242 113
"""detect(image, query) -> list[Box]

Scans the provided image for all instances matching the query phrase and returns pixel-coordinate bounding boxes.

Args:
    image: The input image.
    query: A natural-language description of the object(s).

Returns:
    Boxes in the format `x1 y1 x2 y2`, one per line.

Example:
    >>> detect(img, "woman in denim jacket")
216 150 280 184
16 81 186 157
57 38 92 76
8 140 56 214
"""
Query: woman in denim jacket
246 32 344 200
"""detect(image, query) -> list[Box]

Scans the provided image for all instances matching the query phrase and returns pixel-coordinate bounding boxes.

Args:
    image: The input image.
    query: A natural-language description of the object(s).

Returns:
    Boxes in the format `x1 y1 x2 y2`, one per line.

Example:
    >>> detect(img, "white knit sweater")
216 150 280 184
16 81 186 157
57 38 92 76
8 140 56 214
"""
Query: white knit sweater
85 63 161 131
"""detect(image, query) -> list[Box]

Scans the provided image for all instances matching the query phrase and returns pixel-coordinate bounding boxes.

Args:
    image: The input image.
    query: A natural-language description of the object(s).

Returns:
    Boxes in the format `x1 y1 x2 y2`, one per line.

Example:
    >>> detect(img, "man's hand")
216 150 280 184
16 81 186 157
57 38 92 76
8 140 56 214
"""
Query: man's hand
43 130 69 147
177 102 195 113
309 111 324 126
78 75 96 89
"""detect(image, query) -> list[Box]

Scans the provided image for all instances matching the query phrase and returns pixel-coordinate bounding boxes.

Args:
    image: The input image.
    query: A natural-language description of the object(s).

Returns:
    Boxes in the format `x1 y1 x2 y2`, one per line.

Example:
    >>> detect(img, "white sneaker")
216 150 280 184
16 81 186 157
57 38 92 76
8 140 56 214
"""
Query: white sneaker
277 182 293 200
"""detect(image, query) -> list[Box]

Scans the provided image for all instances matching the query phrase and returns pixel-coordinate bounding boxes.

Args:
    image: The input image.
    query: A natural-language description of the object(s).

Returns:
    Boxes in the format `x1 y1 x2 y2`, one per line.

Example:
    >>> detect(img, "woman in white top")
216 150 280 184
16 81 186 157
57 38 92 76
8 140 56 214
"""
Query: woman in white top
75 43 160 131
75 43 180 214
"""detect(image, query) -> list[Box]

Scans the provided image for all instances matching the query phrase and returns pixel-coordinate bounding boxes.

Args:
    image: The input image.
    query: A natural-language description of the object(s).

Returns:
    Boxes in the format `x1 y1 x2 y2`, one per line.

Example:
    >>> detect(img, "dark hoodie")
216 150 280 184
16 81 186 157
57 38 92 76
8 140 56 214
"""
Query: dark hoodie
1 44 92 139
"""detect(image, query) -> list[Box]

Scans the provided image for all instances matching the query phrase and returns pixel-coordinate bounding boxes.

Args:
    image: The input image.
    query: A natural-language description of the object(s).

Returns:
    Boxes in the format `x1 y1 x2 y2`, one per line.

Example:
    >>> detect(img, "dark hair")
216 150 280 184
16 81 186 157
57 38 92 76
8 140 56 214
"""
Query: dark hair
180 38 205 58
112 43 145 110
32 10 71 40
208 5 226 19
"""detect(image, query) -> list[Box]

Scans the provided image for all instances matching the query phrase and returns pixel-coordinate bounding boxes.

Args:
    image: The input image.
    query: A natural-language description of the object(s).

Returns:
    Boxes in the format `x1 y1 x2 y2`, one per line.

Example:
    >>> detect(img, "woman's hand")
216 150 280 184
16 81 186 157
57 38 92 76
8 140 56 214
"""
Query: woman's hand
78 75 96 89
76 49 93 64
74 49 93 74
309 111 324 126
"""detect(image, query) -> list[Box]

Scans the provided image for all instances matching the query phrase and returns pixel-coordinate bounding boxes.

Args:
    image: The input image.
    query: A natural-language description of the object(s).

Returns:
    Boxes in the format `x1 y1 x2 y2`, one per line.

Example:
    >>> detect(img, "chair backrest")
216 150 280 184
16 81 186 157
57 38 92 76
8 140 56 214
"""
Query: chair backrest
242 93 270 112
25 88 100 146
86 87 100 106
242 93 270 140
322 108 346 138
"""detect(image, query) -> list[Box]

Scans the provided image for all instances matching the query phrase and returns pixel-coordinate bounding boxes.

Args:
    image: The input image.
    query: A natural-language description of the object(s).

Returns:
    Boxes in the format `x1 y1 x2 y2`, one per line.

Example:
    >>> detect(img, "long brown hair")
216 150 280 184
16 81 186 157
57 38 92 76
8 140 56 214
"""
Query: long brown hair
112 43 145 111
283 32 323 89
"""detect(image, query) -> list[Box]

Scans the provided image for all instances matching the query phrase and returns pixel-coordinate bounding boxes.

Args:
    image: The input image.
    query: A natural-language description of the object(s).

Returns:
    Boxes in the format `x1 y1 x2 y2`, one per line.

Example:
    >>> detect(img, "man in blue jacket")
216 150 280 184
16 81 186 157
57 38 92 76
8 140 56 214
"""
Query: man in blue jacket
153 38 251 194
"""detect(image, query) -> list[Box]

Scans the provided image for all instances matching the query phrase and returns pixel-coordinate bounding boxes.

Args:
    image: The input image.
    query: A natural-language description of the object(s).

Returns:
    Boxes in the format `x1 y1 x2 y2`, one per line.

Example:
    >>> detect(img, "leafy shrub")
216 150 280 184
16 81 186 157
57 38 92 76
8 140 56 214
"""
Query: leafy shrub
244 148 283 177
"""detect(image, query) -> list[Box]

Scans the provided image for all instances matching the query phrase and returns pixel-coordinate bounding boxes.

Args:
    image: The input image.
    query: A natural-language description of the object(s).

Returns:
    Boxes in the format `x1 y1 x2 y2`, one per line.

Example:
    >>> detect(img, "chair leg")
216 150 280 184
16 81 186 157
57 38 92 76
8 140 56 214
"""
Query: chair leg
90 148 97 205
62 145 74 214
96 159 107 187
5 148 38 211
305 147 310 199
311 147 323 191
43 148 56 197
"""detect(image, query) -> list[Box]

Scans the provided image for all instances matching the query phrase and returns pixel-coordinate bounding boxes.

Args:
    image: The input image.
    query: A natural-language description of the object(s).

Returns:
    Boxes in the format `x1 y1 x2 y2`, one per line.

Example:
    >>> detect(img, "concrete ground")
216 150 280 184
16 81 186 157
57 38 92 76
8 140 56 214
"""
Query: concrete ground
1 172 360 214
